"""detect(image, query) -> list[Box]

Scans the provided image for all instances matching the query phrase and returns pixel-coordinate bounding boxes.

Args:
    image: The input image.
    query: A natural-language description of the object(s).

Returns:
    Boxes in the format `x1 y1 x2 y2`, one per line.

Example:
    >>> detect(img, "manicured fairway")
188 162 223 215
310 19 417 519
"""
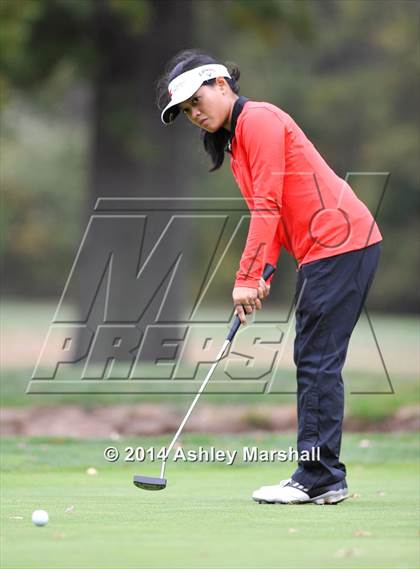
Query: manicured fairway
1 433 418 569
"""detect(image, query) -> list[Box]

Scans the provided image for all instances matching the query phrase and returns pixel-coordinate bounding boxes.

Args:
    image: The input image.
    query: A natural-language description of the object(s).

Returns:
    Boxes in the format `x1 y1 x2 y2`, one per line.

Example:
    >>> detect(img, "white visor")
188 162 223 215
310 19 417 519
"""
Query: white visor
160 64 231 125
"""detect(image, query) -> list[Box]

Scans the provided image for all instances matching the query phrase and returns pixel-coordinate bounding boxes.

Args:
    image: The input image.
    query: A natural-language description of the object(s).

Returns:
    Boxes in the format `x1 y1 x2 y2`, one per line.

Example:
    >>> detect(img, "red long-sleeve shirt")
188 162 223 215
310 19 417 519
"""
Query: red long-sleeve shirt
229 100 382 288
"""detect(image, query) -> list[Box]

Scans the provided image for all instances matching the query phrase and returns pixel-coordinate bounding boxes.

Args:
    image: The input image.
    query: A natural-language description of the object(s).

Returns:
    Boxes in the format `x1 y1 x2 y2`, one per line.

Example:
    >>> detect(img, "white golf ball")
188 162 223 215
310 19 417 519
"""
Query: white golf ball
32 510 49 526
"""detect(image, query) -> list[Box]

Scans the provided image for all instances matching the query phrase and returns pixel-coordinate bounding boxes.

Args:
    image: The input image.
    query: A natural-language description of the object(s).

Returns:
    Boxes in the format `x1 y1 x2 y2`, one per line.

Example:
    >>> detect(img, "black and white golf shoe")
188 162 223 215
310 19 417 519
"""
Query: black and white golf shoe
252 478 349 505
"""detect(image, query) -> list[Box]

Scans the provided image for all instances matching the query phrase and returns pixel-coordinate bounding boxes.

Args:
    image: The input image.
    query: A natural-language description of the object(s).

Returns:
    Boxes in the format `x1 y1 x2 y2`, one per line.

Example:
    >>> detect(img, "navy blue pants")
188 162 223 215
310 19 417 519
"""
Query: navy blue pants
291 242 381 490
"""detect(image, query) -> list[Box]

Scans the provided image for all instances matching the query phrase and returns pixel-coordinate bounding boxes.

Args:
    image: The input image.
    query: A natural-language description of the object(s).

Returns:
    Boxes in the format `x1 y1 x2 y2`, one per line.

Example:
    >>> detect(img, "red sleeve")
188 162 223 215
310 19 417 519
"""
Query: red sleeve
234 108 285 288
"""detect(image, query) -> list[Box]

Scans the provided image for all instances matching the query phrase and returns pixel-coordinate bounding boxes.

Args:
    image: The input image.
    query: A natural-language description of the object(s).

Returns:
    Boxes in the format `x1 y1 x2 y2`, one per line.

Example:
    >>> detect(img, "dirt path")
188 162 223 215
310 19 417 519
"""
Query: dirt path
1 404 418 437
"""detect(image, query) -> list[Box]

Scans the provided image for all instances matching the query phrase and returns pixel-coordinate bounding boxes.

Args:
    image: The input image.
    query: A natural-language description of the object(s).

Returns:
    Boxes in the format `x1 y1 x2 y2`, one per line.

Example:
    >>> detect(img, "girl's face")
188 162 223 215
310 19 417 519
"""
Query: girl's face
178 78 236 132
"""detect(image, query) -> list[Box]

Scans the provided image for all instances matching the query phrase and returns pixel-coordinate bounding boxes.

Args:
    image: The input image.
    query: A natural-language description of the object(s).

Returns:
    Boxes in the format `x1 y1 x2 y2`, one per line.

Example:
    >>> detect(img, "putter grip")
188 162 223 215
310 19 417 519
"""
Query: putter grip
227 263 276 343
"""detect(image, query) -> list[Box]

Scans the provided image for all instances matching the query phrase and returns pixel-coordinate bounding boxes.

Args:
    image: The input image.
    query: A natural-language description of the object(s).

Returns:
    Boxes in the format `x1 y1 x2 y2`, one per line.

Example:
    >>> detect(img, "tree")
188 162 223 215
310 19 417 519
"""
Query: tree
1 0 194 362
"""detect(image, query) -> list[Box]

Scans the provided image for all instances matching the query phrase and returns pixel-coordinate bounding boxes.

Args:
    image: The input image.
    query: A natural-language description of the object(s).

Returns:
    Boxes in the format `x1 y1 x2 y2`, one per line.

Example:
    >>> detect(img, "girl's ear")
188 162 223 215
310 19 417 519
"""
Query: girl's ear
216 77 226 90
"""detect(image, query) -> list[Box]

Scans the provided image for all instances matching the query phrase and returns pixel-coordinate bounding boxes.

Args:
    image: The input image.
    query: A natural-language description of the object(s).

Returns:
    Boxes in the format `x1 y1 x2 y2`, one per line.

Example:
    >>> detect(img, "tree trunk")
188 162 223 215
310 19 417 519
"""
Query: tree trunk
77 0 194 365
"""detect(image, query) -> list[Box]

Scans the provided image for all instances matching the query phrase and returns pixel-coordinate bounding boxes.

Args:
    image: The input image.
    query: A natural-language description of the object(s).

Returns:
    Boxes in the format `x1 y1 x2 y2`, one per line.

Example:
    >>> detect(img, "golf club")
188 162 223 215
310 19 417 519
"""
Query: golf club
133 262 276 491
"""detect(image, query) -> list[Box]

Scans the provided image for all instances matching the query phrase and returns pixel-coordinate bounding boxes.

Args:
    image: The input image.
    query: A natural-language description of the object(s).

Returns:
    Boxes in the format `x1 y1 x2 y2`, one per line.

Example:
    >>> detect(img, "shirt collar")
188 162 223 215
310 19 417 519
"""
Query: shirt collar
225 96 249 153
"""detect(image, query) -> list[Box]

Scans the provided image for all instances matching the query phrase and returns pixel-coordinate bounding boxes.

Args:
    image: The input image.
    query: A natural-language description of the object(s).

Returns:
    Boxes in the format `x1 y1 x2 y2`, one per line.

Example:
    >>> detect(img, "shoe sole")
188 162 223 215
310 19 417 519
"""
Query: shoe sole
310 488 349 505
253 488 349 505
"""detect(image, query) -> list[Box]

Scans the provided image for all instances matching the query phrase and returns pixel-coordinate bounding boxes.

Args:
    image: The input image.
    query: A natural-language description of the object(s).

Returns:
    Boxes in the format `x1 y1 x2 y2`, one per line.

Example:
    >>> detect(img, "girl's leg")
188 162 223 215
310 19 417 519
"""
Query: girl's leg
292 243 381 491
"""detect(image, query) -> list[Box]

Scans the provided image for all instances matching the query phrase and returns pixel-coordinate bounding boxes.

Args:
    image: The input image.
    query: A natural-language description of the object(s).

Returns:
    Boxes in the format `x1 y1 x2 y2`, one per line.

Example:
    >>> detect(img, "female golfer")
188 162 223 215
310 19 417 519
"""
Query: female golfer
157 49 382 505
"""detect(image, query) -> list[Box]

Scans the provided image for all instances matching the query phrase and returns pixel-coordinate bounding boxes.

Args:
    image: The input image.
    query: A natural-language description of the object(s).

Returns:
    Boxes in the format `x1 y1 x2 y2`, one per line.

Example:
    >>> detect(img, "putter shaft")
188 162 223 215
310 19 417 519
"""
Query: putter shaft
159 339 230 479
133 263 275 490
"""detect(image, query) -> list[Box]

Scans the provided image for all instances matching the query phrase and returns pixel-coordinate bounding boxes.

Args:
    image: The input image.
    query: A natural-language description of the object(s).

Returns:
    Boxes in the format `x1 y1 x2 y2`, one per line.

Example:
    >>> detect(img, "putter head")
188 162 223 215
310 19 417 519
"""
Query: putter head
133 475 167 491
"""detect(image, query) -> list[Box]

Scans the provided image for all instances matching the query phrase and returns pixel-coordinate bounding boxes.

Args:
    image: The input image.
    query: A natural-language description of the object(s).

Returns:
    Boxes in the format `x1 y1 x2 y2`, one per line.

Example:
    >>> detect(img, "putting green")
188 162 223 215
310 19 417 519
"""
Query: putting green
1 433 418 569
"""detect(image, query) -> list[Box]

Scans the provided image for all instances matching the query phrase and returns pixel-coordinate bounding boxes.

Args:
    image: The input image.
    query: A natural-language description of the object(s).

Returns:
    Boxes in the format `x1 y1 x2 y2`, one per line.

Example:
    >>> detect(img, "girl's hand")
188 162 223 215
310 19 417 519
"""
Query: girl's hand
232 286 261 324
258 277 271 300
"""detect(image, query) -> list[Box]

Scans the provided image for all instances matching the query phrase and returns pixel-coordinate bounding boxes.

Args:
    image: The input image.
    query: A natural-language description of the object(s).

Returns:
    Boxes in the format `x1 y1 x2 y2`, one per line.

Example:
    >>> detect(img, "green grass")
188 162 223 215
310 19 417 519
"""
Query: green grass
1 366 418 424
1 433 419 569
2 300 419 421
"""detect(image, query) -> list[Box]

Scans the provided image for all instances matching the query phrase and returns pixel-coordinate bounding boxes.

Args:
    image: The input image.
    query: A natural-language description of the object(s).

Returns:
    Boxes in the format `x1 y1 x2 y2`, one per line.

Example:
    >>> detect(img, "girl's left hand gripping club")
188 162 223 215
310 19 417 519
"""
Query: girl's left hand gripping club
133 263 276 490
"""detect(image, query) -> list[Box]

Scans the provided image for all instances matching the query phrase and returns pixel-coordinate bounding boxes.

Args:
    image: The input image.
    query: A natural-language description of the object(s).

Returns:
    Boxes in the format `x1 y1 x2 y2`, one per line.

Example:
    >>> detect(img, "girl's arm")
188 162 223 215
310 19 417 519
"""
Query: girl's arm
234 107 286 289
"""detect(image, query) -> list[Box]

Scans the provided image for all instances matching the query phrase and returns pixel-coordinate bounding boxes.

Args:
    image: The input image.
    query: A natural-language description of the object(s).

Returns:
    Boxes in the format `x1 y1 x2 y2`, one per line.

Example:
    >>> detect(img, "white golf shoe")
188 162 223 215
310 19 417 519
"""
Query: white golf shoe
252 478 349 505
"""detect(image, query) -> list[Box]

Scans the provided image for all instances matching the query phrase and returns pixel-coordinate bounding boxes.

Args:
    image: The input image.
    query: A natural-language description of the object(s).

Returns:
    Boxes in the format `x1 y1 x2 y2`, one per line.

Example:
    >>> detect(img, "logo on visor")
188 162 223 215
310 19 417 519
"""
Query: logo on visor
197 68 215 79
168 80 185 97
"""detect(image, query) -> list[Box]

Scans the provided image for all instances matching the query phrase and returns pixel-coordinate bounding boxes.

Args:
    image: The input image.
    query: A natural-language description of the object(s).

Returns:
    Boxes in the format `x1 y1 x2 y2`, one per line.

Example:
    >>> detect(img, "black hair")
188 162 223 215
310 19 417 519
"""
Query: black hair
156 49 241 172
